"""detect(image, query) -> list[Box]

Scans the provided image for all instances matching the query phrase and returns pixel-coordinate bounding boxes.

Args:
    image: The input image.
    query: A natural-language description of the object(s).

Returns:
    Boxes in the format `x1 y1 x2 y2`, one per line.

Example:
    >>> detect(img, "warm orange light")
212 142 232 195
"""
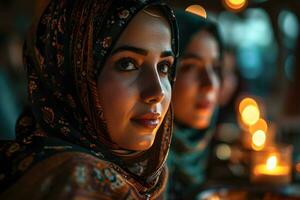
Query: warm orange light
266 155 277 170
207 195 220 200
251 130 266 150
249 118 268 134
239 97 258 114
223 0 247 11
251 147 292 184
241 105 260 126
185 5 207 18
216 144 231 160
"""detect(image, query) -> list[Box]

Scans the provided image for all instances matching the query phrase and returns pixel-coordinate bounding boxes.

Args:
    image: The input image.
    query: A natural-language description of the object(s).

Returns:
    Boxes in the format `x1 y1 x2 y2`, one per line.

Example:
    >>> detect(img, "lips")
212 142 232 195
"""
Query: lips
195 100 214 110
131 112 161 130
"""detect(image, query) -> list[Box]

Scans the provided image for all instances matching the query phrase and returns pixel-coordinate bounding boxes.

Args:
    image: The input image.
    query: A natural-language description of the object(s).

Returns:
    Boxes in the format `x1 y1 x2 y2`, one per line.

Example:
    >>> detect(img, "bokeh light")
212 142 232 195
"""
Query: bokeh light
251 130 266 150
223 0 247 11
249 118 268 133
185 5 207 18
216 144 232 160
278 10 299 40
284 55 295 81
237 46 263 79
241 105 260 126
239 97 258 114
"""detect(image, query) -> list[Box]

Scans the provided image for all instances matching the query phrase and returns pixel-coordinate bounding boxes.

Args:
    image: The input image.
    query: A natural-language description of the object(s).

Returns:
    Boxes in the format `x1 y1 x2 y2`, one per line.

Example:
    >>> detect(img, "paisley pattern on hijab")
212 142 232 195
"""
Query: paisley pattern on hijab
0 0 178 199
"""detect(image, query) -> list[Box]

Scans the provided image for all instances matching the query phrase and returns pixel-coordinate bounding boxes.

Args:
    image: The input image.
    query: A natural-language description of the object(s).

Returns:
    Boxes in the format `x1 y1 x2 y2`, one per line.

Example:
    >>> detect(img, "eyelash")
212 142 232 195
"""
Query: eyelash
116 57 138 71
180 64 194 73
212 64 222 75
158 61 172 76
180 64 221 74
116 57 172 76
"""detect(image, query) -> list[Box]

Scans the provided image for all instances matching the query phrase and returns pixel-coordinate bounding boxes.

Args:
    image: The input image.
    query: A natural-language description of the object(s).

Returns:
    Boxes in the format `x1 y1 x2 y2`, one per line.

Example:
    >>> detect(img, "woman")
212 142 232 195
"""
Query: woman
167 10 223 199
0 0 178 199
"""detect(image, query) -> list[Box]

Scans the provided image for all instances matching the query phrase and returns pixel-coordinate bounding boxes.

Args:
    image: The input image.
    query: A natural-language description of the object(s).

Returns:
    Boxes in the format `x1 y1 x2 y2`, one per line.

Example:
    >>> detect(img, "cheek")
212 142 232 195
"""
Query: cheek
213 72 221 87
173 74 198 102
172 76 198 119
212 74 221 95
98 75 137 125
161 79 172 114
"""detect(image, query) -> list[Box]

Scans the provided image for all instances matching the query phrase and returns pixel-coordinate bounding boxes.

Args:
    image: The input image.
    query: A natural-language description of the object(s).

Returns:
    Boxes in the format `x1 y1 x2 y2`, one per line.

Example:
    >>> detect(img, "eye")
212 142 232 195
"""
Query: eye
213 64 222 77
158 61 172 75
116 58 138 71
179 64 194 73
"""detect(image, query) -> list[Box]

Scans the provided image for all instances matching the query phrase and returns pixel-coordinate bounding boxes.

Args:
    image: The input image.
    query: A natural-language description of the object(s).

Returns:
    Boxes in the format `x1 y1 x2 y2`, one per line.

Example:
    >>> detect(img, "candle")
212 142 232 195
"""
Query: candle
250 146 292 185
254 155 290 175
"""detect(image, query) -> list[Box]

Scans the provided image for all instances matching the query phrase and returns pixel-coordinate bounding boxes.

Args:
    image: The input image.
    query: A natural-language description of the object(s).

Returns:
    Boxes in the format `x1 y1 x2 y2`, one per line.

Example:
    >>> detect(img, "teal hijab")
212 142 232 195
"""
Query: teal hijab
167 10 222 200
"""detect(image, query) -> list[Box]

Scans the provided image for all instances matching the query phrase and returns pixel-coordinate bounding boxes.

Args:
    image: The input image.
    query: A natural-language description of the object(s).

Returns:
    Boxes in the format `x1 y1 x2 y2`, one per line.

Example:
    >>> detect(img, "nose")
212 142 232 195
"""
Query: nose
140 67 165 104
198 65 216 90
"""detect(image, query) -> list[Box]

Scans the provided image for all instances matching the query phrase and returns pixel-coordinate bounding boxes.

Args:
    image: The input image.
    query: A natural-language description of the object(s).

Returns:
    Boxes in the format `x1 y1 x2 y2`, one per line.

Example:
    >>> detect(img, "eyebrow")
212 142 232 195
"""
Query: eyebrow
161 50 175 58
181 53 203 61
111 45 175 58
112 45 148 56
181 53 220 66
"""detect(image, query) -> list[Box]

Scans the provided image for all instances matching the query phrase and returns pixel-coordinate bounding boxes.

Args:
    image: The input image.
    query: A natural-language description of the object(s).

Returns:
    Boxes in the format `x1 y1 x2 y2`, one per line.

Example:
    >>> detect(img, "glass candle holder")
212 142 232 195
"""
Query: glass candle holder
250 145 293 185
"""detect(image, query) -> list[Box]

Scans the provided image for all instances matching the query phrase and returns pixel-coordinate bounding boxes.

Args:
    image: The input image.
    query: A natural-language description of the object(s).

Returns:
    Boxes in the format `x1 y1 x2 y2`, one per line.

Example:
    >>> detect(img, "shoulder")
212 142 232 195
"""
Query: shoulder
0 152 139 200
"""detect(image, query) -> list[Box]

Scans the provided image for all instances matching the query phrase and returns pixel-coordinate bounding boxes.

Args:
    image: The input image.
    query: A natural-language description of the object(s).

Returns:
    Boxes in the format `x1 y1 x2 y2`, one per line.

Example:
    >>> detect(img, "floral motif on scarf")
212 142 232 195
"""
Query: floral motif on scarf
0 0 178 198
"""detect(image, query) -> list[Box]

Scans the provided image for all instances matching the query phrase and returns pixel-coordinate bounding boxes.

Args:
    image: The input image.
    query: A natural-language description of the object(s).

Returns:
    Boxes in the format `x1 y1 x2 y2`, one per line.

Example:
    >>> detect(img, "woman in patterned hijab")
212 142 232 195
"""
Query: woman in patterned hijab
167 10 222 200
0 0 178 199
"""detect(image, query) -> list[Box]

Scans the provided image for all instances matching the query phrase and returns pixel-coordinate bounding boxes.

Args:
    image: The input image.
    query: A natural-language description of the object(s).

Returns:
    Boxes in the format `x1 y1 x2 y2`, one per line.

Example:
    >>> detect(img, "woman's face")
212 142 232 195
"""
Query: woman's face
172 31 220 129
97 9 174 151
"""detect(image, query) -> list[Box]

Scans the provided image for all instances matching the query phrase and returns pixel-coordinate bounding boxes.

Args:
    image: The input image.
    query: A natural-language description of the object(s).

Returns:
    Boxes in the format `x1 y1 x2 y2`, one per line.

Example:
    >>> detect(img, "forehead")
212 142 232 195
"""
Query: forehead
185 31 219 60
113 9 172 52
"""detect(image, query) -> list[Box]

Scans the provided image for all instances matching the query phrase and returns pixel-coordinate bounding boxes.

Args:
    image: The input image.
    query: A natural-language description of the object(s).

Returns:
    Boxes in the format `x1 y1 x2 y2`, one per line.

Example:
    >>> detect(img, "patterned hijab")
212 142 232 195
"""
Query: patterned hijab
0 0 178 193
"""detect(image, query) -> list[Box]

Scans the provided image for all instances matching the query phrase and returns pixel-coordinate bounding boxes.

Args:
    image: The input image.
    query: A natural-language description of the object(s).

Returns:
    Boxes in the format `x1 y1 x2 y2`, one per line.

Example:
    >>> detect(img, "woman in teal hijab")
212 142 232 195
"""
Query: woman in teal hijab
167 10 223 200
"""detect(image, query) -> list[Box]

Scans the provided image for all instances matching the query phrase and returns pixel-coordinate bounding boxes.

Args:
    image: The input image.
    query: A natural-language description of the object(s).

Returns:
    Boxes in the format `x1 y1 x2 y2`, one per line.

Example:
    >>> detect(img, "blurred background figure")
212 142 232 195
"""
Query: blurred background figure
167 10 223 200
166 0 300 199
217 48 240 123
219 49 238 110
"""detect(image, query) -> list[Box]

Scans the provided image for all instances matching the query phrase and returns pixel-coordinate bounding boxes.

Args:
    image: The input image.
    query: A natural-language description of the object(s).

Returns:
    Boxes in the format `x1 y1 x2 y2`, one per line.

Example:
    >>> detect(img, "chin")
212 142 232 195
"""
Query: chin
190 117 211 129
137 136 155 150
119 135 155 151
128 139 153 151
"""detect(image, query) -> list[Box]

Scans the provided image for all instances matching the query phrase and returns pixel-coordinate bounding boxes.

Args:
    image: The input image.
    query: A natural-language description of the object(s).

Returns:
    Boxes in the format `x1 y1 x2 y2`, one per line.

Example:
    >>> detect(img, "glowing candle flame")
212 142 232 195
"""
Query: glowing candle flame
266 155 277 171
